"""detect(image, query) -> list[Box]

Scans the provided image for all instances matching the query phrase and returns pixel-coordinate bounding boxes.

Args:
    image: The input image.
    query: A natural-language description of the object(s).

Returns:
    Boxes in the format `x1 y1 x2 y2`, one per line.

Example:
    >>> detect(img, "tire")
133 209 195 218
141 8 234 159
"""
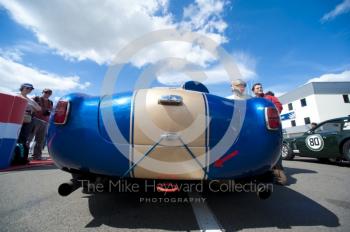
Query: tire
342 140 350 161
281 143 295 160
317 158 331 163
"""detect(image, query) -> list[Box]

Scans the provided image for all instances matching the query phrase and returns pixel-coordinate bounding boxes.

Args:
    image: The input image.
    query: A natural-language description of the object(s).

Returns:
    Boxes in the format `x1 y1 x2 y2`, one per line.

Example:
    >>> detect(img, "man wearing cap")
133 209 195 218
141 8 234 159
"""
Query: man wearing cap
17 83 41 163
230 79 251 100
29 89 53 160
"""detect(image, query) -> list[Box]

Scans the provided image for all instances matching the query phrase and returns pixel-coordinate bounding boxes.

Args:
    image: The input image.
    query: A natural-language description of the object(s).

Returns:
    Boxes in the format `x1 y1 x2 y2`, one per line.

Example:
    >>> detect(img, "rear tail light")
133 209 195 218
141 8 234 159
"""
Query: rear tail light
265 107 281 130
54 100 70 125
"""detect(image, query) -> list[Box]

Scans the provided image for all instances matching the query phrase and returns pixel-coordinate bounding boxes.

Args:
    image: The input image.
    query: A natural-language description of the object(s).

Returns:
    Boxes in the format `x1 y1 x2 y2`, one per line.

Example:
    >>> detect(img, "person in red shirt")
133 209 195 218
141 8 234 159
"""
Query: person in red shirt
264 91 283 113
28 89 53 160
252 83 287 185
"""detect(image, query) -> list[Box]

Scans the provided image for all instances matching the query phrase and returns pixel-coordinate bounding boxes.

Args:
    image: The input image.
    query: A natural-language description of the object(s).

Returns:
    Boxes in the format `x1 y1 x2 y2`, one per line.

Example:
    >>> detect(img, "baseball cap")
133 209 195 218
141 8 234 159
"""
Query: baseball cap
20 83 34 90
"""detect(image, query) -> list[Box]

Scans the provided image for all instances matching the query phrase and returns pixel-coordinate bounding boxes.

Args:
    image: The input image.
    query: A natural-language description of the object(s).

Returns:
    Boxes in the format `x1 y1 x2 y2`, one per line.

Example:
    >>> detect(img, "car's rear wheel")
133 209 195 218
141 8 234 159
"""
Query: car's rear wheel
281 143 295 160
342 140 350 161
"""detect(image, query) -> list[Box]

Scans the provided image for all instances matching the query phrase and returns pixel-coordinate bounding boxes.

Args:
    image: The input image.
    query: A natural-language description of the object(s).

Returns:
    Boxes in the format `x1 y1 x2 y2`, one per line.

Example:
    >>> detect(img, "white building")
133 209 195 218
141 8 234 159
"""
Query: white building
279 82 350 135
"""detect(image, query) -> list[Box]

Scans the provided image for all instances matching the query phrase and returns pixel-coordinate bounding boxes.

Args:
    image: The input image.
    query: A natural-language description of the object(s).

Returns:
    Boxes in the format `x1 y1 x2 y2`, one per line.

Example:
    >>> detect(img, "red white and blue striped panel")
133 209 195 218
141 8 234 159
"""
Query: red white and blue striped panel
0 93 27 169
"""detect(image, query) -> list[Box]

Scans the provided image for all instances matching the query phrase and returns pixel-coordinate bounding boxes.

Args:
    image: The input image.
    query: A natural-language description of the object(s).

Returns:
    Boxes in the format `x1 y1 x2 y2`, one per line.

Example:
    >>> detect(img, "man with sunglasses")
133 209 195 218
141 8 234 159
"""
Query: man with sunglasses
29 88 53 160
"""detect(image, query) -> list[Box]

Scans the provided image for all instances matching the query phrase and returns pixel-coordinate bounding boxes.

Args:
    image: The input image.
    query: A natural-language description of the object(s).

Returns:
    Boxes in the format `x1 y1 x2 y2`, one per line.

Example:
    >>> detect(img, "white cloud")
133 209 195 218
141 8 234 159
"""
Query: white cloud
0 0 228 68
0 42 51 62
268 70 350 98
156 51 257 85
0 56 90 94
156 63 253 85
232 52 257 79
307 69 350 82
0 47 23 62
181 0 228 40
321 0 350 22
131 41 217 68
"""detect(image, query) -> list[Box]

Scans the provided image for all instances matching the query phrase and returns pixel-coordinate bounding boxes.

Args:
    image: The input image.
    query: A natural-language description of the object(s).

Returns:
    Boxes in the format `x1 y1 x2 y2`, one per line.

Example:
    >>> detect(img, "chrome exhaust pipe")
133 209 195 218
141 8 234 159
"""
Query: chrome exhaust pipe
58 180 80 196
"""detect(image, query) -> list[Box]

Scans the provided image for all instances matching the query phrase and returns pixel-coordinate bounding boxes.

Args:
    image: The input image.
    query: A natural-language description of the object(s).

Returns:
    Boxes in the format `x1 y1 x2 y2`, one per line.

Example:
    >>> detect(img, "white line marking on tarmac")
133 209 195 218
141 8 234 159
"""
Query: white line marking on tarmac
188 192 225 232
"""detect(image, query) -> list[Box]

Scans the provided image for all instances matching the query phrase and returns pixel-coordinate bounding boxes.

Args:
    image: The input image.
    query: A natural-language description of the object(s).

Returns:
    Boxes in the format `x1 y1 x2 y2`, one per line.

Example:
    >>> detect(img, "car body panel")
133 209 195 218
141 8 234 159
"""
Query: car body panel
283 117 350 159
48 88 282 180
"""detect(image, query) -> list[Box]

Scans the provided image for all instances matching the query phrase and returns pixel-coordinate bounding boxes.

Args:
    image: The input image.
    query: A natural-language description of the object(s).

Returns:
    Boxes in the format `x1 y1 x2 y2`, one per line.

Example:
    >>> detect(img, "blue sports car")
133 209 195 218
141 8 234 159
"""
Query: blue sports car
48 81 282 198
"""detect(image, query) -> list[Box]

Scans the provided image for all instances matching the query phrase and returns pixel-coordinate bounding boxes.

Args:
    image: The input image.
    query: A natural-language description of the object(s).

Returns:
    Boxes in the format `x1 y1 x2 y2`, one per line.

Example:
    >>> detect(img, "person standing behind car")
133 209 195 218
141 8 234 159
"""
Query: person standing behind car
17 83 41 164
252 83 283 113
311 122 318 129
30 89 53 160
264 91 283 113
252 83 286 185
230 79 251 100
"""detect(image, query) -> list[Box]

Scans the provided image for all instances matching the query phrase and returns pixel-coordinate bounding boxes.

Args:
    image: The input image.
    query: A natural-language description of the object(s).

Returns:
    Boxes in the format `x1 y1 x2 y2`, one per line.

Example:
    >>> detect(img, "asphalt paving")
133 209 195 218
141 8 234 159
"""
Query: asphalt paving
0 157 349 232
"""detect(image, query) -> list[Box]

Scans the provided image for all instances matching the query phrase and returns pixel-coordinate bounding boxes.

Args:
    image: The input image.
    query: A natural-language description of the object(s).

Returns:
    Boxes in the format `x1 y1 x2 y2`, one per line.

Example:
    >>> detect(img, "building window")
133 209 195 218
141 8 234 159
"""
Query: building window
343 94 350 103
300 98 307 107
304 117 311 125
288 103 293 111
291 120 296 127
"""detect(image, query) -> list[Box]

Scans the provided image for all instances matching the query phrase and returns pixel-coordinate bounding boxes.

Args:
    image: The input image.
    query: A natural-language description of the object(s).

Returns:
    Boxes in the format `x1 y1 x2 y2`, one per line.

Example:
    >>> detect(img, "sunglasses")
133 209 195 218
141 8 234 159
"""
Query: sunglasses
232 84 246 87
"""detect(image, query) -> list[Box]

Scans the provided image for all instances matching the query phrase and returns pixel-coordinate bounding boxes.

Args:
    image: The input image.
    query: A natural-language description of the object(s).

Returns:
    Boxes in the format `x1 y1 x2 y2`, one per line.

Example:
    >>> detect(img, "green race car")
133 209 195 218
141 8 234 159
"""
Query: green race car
282 116 350 162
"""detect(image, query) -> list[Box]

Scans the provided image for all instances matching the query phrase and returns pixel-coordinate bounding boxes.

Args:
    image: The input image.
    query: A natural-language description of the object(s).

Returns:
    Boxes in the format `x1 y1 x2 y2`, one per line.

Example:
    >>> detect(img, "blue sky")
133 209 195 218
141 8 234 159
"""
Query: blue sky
0 0 350 101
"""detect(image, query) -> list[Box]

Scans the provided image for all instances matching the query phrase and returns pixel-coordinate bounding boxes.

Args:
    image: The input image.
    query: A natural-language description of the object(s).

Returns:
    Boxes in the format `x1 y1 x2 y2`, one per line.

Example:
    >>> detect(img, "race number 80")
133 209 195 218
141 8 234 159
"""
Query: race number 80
305 134 324 151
